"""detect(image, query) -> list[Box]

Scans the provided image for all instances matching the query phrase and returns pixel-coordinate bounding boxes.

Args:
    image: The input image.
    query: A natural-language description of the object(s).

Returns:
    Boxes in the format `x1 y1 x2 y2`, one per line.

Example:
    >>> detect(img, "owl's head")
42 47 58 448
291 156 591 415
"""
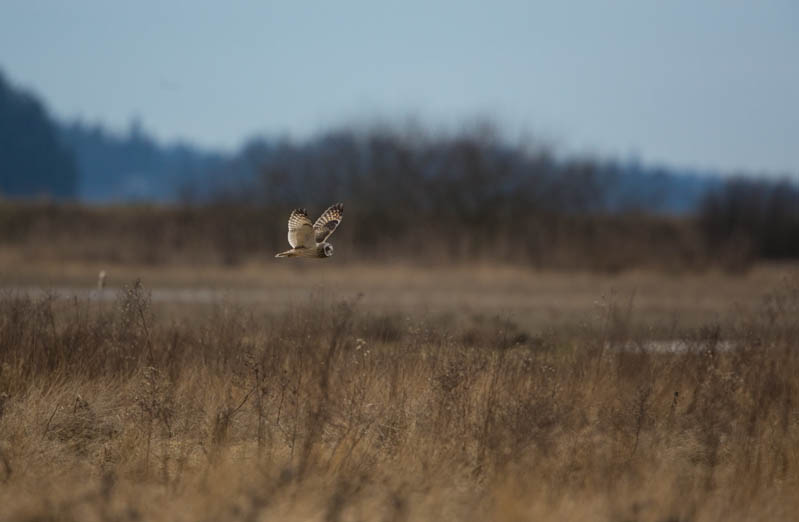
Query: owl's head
318 243 334 257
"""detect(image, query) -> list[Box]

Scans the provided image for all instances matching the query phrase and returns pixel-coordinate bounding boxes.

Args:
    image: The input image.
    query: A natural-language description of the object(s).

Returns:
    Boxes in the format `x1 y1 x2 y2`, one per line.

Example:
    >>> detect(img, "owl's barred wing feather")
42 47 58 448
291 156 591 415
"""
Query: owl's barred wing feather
313 203 344 243
287 208 315 248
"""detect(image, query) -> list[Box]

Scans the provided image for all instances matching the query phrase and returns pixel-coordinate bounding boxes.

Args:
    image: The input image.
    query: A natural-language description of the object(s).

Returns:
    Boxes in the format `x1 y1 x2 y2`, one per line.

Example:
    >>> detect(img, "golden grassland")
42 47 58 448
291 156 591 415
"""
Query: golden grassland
0 263 798 521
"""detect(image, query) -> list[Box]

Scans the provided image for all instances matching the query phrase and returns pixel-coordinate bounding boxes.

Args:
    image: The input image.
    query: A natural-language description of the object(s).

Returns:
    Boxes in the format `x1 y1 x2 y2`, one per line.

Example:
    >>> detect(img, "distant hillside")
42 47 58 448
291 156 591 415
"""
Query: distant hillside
0 71 78 198
59 119 226 202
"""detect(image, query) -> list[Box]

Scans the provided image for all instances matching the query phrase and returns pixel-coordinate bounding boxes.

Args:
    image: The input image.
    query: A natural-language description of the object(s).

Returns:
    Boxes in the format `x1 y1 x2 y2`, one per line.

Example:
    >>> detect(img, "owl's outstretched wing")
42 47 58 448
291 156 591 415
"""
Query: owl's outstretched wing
313 203 344 243
287 208 315 248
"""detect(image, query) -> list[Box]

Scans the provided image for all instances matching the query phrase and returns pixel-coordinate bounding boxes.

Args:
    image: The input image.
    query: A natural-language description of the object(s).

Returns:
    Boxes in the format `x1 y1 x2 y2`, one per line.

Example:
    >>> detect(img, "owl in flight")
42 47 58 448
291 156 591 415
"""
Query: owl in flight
275 203 344 258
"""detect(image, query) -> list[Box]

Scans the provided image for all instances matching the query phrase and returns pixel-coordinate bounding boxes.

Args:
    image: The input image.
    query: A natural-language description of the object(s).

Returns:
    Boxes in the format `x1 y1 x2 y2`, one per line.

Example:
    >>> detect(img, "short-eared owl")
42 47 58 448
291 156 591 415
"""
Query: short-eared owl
275 203 344 258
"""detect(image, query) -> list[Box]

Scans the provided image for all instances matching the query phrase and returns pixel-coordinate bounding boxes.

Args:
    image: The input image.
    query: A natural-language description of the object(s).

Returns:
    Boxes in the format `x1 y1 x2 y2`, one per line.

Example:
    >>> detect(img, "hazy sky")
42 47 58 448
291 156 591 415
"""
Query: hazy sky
1 1 797 175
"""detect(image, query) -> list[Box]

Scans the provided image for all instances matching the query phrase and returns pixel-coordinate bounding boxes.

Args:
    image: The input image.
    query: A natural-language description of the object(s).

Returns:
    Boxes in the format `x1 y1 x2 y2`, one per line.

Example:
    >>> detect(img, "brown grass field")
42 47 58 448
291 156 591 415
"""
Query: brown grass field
0 258 798 521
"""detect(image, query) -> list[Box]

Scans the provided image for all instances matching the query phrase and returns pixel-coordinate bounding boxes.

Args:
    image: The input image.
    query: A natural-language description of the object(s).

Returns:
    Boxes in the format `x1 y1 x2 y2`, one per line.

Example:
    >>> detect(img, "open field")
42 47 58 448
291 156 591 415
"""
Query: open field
3 257 799 328
0 261 798 521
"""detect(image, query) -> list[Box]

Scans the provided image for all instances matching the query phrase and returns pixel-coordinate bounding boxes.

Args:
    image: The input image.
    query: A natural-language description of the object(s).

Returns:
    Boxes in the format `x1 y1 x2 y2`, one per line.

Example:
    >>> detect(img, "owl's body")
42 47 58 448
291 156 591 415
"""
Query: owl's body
275 243 332 258
275 203 343 259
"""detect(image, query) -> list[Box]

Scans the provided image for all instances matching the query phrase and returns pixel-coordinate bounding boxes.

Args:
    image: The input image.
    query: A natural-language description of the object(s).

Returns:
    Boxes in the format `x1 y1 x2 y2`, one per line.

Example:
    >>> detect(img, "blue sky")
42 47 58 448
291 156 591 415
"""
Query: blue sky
1 1 797 175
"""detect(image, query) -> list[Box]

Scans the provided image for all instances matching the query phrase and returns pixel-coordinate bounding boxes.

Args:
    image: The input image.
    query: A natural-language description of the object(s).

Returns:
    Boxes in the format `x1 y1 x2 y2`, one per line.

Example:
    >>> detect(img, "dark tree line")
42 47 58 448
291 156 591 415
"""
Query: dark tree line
206 125 622 262
700 178 799 265
0 71 78 199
